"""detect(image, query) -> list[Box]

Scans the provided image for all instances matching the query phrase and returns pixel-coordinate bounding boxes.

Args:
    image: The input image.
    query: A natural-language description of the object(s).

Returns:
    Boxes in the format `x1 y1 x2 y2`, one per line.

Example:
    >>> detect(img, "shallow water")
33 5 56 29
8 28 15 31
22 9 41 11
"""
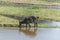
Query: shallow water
0 28 60 40
51 21 60 27
39 20 60 27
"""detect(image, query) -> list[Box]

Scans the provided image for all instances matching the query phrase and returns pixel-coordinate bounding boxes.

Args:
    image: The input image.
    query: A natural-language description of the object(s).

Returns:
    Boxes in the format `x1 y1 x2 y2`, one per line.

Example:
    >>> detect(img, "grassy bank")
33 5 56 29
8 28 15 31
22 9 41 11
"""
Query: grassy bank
0 23 57 28
0 7 60 21
0 6 60 28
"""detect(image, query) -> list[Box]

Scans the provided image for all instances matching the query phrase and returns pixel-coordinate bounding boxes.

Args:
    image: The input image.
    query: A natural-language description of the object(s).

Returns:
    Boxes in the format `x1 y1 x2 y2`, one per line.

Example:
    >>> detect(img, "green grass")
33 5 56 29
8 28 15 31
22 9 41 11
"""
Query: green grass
0 6 60 27
0 0 60 28
1 7 60 21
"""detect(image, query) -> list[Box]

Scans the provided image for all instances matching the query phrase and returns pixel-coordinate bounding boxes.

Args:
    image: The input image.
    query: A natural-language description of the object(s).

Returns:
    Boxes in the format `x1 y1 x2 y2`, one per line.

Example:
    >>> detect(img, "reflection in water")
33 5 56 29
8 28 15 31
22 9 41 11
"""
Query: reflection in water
1 28 60 40
19 28 37 36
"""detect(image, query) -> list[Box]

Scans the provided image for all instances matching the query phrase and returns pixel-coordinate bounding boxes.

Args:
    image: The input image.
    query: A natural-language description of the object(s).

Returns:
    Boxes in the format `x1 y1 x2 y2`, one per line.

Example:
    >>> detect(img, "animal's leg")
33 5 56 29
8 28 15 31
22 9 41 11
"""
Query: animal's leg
19 23 21 30
18 21 22 30
34 23 35 28
34 23 37 28
29 23 31 30
26 24 27 30
36 23 38 28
